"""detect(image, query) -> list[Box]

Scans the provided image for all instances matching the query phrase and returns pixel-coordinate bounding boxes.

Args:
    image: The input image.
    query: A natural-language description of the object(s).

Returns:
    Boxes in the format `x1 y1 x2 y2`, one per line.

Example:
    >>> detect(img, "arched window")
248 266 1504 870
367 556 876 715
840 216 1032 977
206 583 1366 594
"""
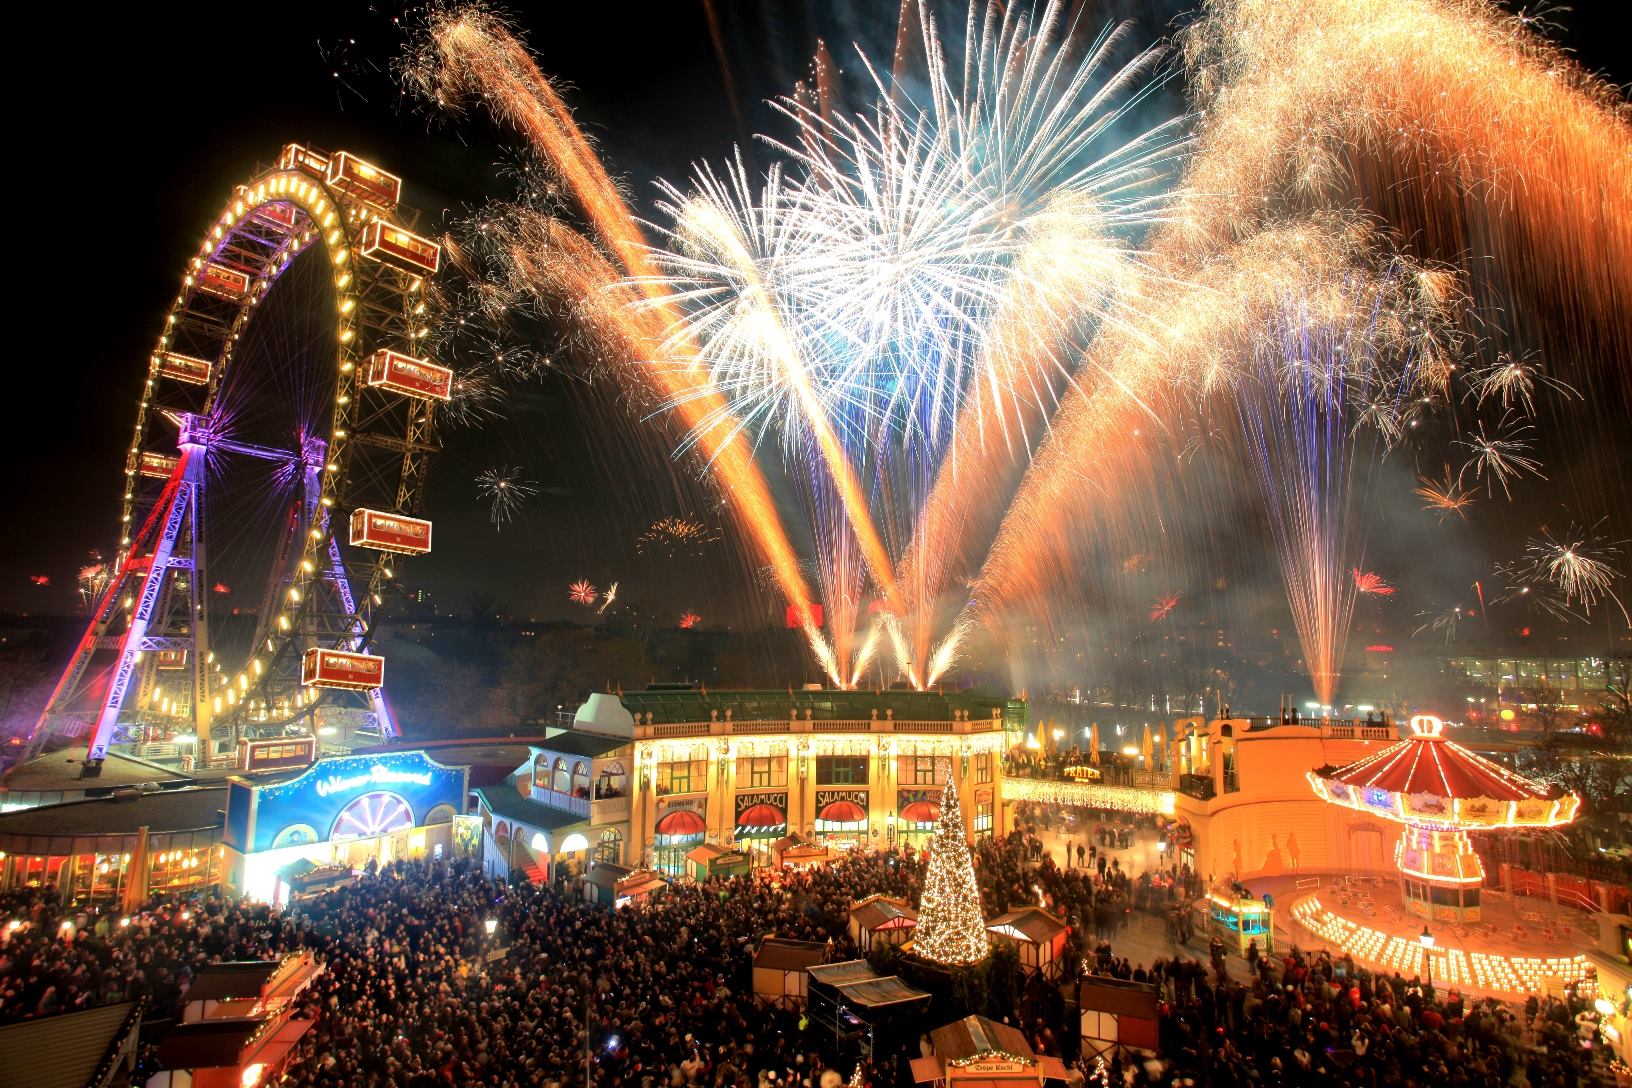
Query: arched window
532 753 551 789
596 828 622 864
571 761 590 798
597 761 628 799
553 757 571 793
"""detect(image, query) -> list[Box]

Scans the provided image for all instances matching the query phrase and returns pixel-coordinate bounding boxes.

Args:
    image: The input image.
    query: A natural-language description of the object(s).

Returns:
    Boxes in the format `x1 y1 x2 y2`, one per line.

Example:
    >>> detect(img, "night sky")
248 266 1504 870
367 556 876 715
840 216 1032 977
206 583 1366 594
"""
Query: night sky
6 1 1629 642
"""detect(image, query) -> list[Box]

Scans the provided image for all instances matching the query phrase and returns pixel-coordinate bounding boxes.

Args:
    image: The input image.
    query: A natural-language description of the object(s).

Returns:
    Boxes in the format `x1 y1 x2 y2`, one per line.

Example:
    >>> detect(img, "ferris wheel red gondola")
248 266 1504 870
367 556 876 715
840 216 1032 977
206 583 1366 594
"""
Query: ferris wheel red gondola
25 144 450 768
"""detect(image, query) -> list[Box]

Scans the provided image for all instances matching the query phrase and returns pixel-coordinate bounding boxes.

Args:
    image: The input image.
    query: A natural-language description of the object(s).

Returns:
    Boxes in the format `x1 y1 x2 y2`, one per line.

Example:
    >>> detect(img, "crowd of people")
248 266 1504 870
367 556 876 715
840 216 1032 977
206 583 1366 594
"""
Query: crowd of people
0 826 1609 1088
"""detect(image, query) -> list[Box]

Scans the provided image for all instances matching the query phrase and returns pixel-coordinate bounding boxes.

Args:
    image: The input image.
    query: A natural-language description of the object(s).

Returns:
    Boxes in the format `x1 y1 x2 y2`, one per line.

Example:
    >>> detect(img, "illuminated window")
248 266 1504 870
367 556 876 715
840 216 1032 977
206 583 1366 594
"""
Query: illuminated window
974 753 993 784
658 760 706 795
900 755 938 785
817 756 867 785
974 800 993 835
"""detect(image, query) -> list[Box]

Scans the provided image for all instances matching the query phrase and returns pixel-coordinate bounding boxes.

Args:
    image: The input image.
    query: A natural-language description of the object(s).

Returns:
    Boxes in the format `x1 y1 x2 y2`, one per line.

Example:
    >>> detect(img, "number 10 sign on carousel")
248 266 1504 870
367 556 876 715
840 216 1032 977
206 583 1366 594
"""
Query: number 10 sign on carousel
24 144 451 771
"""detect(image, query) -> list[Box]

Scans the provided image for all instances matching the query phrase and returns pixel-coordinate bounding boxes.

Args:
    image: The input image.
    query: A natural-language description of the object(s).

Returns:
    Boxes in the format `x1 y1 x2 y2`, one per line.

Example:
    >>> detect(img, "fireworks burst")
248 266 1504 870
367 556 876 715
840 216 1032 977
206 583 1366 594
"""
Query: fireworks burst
1149 594 1180 623
568 579 598 606
1456 415 1545 499
415 0 1632 695
76 553 109 611
678 611 701 629
476 465 539 528
597 581 619 614
1466 354 1576 416
28 574 49 587
636 516 721 558
1510 525 1629 623
1352 569 1396 596
1412 467 1476 521
1412 603 1466 645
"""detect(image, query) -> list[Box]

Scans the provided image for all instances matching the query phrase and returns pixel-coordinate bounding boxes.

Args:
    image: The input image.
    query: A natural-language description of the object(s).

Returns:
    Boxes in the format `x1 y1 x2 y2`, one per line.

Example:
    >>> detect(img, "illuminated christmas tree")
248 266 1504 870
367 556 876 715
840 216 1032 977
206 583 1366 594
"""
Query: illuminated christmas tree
913 776 990 966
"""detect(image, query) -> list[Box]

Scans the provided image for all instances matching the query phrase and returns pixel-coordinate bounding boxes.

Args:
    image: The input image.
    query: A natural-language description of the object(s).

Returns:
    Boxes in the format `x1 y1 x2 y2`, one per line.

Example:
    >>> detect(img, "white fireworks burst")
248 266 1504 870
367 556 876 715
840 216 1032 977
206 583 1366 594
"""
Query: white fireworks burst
476 465 539 528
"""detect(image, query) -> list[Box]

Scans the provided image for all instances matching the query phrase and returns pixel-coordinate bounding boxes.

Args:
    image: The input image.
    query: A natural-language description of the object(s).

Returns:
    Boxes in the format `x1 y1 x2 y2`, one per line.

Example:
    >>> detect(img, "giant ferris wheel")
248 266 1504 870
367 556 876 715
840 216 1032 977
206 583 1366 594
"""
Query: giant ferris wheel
26 145 451 770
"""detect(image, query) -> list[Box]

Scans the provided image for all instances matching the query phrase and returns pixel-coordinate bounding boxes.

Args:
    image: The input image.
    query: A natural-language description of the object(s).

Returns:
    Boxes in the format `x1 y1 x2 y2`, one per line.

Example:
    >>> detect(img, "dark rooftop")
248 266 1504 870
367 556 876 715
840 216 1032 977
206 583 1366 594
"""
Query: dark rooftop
0 1001 139 1088
3 749 193 791
181 962 281 1004
474 784 587 832
533 732 631 759
0 787 227 840
753 937 829 973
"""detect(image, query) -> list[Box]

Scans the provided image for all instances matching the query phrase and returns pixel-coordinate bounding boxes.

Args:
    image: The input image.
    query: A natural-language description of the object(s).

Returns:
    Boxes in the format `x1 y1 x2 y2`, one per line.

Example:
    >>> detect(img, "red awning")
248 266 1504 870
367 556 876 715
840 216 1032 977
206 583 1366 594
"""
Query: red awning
656 809 707 837
900 800 940 823
819 800 867 823
736 803 785 830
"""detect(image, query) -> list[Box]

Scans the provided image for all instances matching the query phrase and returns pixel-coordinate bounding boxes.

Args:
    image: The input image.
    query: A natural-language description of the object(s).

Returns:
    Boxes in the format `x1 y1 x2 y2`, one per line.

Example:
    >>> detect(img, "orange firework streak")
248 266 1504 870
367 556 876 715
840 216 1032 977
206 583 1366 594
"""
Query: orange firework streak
430 14 844 661
434 13 903 653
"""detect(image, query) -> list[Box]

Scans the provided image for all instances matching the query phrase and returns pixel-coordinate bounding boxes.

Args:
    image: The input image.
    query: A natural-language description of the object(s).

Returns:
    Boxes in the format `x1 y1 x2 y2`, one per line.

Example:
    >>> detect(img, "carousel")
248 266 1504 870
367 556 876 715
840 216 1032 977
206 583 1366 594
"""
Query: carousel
1296 714 1590 996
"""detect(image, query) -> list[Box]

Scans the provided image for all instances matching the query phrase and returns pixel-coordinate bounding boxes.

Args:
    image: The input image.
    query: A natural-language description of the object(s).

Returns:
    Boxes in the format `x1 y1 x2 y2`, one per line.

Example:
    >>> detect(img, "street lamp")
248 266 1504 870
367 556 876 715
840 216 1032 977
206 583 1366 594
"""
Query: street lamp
1419 926 1435 991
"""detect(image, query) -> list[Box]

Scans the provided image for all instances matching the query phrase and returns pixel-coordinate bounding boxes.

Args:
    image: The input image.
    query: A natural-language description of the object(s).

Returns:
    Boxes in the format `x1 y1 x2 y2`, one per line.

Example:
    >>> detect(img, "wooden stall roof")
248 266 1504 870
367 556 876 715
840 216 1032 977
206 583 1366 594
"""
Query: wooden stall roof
985 907 1069 945
850 894 919 929
931 1015 1034 1062
754 937 829 973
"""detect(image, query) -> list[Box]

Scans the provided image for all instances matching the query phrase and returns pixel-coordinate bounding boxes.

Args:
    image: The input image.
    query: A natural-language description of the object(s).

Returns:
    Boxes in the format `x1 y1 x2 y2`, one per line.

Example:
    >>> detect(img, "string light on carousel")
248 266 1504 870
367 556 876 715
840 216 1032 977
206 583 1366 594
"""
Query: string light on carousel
1298 714 1590 996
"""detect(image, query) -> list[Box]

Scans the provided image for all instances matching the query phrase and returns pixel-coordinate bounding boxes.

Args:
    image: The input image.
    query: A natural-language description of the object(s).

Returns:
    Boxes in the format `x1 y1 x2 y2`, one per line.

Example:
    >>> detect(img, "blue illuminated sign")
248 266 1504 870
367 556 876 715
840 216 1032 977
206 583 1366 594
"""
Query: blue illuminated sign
234 749 468 852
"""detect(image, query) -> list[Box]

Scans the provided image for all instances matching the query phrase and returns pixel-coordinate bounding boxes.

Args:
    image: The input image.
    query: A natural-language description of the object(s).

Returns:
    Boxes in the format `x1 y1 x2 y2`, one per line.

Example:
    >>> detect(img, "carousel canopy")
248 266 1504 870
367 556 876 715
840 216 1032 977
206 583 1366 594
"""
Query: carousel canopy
1307 715 1579 829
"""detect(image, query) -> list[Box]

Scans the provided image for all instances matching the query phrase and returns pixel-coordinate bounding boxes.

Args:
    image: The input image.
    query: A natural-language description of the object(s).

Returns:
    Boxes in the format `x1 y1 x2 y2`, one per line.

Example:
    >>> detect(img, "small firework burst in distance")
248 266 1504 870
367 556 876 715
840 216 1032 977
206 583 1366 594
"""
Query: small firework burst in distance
28 574 49 587
1455 414 1544 499
679 611 701 629
568 580 598 606
1352 569 1395 596
1149 594 1180 622
636 516 720 558
476 465 539 528
1515 524 1628 622
598 581 619 614
1413 467 1475 521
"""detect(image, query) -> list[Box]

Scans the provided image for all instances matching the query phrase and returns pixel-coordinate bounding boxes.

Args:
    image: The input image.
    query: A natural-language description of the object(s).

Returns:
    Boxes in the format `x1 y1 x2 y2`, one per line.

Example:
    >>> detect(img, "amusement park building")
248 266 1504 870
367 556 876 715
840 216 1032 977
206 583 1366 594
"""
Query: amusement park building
1168 715 1403 883
475 689 1016 883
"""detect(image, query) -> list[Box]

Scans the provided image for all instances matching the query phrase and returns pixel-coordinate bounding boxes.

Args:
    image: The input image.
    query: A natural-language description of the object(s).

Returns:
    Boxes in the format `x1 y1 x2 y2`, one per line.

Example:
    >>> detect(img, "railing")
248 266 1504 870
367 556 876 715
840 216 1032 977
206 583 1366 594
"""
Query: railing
591 795 630 824
1178 774 1216 801
529 787 590 818
1321 723 1396 741
730 720 790 735
634 717 1002 739
649 722 711 739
